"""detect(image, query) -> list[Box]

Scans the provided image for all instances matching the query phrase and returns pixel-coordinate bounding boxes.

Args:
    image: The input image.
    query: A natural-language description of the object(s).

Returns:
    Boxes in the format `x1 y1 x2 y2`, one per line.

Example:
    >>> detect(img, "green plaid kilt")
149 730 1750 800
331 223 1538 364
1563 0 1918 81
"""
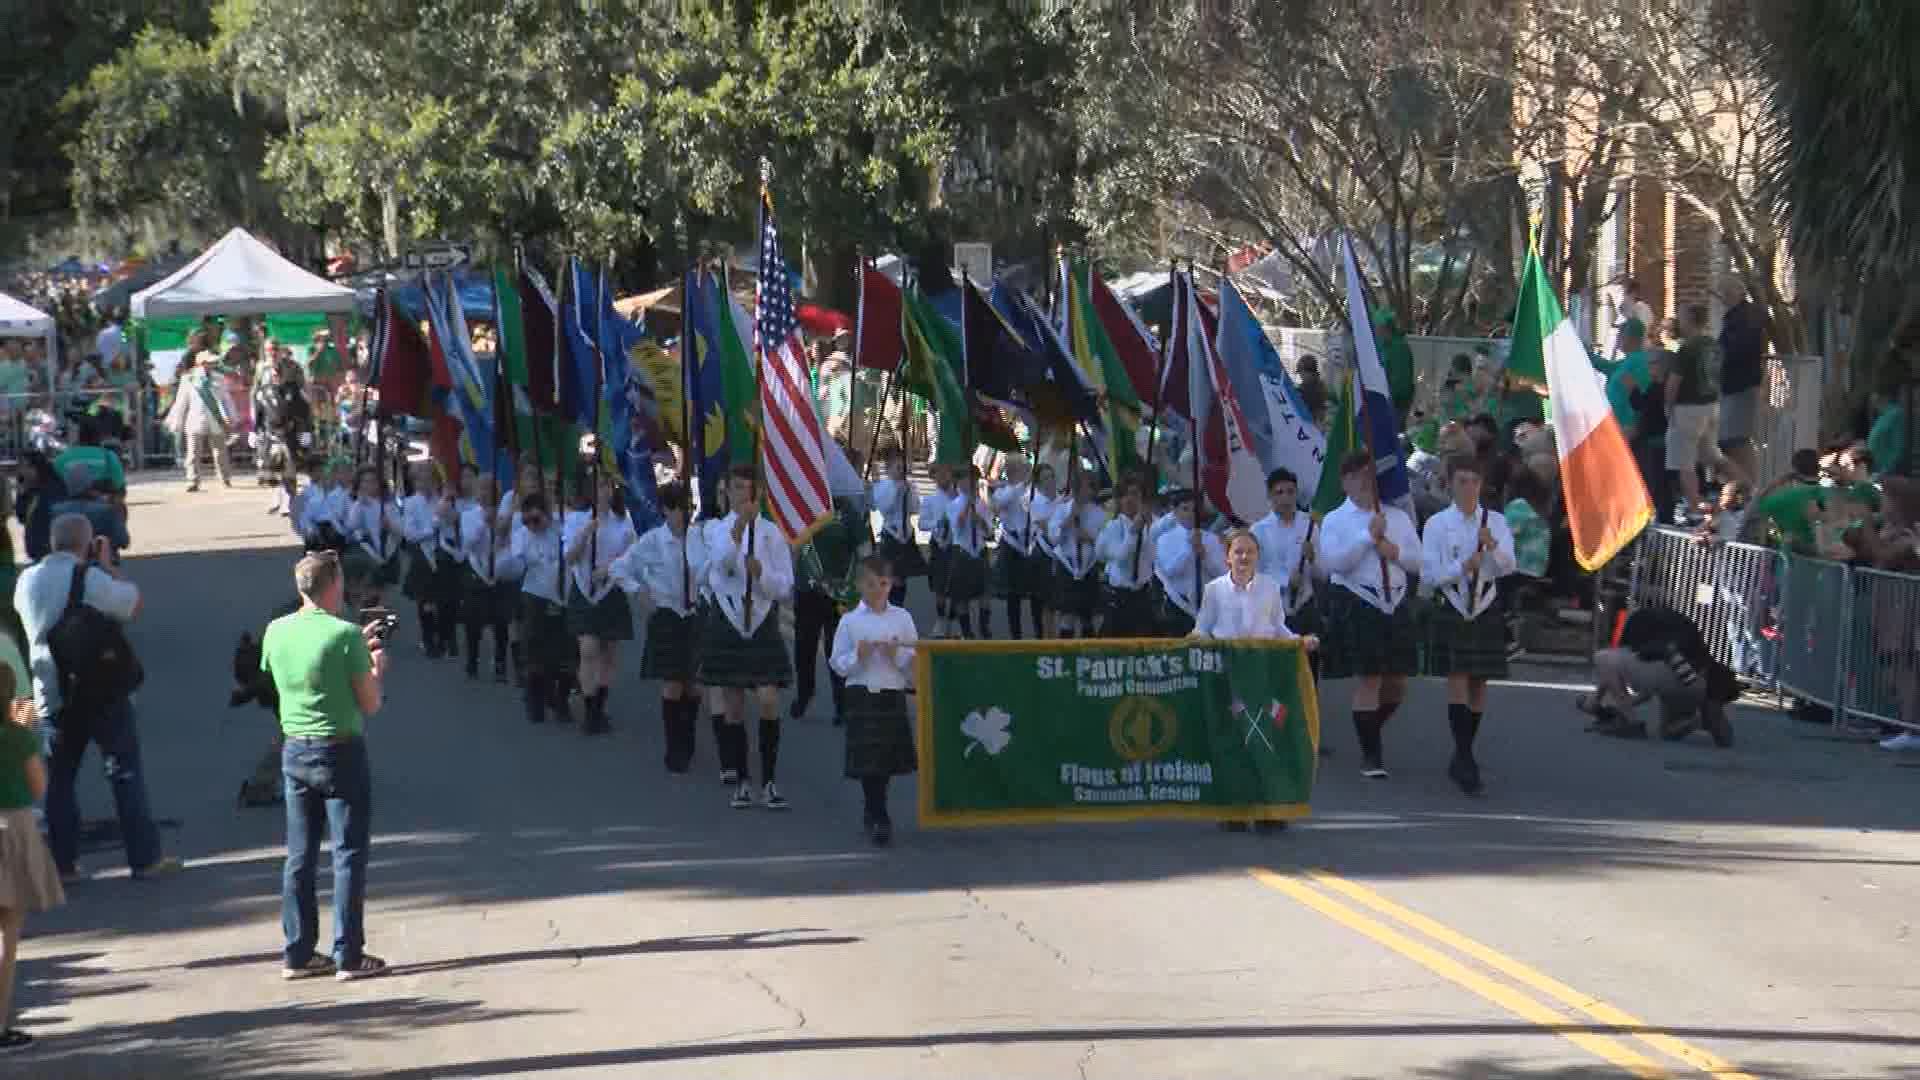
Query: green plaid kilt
695 606 792 689
401 542 439 601
879 535 927 579
939 549 989 603
1285 594 1325 638
639 607 698 682
990 544 1040 598
1152 581 1198 638
460 568 517 625
1424 598 1509 679
843 687 917 779
1052 566 1102 619
1101 582 1160 638
344 545 400 588
1320 586 1419 679
928 541 951 587
566 586 634 642
517 593 575 673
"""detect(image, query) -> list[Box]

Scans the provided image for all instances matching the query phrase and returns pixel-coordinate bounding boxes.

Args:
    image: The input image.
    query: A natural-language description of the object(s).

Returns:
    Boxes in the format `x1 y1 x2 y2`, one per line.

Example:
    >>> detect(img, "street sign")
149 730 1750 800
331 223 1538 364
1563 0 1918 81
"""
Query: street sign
954 242 992 287
401 242 473 271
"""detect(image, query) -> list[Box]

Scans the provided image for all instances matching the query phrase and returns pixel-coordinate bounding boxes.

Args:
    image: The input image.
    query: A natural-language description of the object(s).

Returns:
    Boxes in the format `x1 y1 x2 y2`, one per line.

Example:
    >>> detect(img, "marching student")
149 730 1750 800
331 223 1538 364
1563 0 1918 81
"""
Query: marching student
613 482 706 770
342 466 400 613
696 487 736 781
498 461 543 685
791 496 865 726
696 466 796 810
941 465 991 638
1251 468 1321 642
564 472 638 736
432 468 477 665
829 555 919 847
1319 450 1423 779
1026 462 1061 638
459 473 515 683
509 493 571 725
323 461 355 537
1420 453 1517 796
1047 471 1106 638
1094 477 1157 637
399 464 449 657
988 457 1038 638
923 464 956 637
870 447 925 608
1152 488 1226 637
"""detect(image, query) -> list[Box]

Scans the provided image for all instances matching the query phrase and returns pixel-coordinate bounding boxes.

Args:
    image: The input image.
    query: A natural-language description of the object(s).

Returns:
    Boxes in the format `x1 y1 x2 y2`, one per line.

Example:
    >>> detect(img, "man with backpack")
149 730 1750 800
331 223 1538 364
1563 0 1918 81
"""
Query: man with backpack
11 513 180 882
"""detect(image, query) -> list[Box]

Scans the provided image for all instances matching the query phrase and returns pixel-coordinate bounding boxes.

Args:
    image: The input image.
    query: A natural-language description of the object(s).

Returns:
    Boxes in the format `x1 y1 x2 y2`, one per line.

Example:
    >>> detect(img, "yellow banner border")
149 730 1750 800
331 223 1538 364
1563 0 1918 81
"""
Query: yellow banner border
913 637 1321 828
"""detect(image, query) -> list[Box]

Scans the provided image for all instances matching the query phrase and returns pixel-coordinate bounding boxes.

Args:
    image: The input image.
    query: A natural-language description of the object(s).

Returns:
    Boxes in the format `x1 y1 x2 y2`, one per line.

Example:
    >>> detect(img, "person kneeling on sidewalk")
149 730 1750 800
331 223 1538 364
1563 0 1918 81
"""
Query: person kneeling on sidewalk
1582 606 1735 746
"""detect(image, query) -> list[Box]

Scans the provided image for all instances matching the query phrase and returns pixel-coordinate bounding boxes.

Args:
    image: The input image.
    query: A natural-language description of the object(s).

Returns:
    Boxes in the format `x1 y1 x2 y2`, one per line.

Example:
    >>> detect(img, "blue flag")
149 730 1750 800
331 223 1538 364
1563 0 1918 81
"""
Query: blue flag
1341 238 1410 504
590 267 662 535
561 259 603 432
423 273 496 478
1215 279 1326 507
682 267 730 511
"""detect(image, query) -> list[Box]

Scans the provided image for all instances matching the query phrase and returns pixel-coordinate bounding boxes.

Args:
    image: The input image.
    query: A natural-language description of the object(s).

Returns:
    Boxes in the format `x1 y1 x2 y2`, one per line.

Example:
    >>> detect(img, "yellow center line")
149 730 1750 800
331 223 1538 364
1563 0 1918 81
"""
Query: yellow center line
1247 868 1670 1078
1304 870 1758 1080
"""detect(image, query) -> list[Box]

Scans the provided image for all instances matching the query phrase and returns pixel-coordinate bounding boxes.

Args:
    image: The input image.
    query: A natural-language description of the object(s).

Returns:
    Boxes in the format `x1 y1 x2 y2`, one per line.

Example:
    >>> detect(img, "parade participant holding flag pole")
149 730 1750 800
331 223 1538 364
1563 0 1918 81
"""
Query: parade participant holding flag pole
508 492 570 726
458 473 515 684
1047 466 1106 638
871 446 924 608
1151 487 1224 637
398 464 448 657
1420 453 1517 796
341 466 400 613
1095 476 1158 637
613 481 707 771
698 466 796 810
564 468 637 736
1251 468 1321 645
1319 450 1422 779
988 455 1039 638
941 464 991 639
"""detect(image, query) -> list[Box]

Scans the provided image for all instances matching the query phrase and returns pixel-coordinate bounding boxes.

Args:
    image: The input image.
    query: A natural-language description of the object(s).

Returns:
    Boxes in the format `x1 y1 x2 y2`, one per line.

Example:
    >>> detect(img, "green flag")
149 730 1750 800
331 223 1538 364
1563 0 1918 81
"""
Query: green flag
902 289 976 467
1064 258 1142 474
713 282 759 465
1311 369 1359 516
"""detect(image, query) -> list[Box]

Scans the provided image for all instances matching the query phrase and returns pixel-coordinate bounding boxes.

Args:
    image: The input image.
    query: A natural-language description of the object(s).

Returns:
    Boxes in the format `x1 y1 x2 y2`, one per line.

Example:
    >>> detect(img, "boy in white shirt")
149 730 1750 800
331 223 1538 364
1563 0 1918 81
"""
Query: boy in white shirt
1250 468 1319 640
870 447 925 606
1152 488 1226 637
1094 477 1157 637
988 457 1040 638
1318 450 1423 779
1419 454 1517 796
613 482 707 771
829 555 919 846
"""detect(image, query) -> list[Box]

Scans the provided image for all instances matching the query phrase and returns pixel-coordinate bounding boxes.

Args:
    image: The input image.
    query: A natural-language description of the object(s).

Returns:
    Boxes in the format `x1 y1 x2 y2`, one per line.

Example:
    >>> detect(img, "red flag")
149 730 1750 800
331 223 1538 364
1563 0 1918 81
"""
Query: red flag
518 266 560 414
1090 271 1161 407
854 264 903 373
371 290 432 418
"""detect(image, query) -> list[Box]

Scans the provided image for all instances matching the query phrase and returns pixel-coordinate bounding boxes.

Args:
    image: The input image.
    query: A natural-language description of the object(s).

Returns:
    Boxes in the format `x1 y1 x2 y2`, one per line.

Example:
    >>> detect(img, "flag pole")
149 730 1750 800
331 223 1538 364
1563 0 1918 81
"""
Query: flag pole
744 167 773 632
1190 263 1203 616
1131 261 1176 588
679 254 698 613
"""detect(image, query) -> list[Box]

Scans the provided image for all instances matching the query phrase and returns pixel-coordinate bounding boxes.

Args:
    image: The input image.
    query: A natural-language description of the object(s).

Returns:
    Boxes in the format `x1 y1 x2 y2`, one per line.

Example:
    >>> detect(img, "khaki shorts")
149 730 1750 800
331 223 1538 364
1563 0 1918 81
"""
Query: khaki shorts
1667 403 1722 471
1719 387 1759 446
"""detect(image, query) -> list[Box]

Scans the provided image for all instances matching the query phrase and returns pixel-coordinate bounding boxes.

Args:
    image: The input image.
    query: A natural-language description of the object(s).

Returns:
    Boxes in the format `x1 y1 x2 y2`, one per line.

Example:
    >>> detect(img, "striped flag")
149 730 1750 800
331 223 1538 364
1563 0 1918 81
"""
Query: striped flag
1512 249 1651 568
753 191 834 544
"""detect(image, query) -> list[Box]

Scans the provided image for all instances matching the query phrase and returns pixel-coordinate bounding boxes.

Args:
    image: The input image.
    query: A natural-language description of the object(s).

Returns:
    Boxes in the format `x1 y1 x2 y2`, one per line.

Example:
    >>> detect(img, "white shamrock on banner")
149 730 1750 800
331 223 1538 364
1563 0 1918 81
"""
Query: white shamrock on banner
961 707 1014 757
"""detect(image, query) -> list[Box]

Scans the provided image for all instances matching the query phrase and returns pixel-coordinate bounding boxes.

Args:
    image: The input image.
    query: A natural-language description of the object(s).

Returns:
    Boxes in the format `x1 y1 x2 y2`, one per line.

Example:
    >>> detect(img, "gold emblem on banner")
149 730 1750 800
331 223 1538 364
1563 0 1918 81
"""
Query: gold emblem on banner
1109 696 1178 762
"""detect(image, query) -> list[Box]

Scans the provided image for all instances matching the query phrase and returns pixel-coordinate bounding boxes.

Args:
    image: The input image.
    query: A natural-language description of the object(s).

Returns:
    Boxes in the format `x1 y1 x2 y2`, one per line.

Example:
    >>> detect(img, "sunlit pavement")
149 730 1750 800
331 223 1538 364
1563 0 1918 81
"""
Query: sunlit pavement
12 472 1918 1079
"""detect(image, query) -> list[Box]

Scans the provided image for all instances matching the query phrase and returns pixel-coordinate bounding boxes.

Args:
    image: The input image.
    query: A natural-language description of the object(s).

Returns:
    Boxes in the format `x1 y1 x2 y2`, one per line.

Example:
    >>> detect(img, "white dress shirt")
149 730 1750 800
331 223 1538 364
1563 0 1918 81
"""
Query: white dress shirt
923 487 954 549
1319 498 1422 613
1192 572 1298 641
1095 515 1154 591
1251 511 1317 611
438 496 472 558
1048 499 1107 579
461 501 510 583
871 475 919 542
1421 502 1518 620
829 602 918 692
344 496 398 561
322 485 353 532
1154 523 1228 617
613 522 705 617
945 490 990 557
1028 491 1060 558
991 483 1033 554
705 512 794 637
696 516 731 602
564 510 638 603
511 524 566 603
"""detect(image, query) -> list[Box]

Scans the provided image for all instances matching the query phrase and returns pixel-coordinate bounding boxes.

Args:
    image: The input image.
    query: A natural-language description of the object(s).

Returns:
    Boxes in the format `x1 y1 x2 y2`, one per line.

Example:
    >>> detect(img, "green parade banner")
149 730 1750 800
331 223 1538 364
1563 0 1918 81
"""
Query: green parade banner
914 638 1320 827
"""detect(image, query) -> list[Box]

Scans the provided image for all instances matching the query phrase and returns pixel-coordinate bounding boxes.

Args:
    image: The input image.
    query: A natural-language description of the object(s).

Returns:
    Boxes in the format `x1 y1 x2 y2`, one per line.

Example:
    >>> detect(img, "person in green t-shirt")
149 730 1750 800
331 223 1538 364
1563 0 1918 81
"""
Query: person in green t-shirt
0 649 66 1048
259 551 390 981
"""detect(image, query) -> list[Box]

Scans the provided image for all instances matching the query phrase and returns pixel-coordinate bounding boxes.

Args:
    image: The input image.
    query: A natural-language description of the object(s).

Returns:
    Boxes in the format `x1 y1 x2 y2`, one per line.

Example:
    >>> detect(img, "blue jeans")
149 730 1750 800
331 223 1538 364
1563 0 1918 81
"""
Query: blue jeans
282 736 372 969
44 695 162 873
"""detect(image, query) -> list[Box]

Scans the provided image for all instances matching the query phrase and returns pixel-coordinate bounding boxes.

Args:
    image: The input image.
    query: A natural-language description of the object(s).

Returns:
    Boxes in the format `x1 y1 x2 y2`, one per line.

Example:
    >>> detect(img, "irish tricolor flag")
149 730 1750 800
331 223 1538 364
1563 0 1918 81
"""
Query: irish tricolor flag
1508 250 1651 569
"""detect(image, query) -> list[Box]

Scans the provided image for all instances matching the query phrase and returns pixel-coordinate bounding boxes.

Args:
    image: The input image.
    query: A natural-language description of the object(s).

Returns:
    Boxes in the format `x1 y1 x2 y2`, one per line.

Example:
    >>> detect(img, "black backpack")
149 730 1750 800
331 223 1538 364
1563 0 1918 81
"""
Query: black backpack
47 565 144 708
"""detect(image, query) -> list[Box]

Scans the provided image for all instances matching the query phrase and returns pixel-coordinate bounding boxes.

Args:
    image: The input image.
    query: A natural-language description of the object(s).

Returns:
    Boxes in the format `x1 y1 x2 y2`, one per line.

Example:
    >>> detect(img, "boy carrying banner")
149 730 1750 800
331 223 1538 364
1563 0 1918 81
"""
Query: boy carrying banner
1419 454 1517 796
829 555 919 847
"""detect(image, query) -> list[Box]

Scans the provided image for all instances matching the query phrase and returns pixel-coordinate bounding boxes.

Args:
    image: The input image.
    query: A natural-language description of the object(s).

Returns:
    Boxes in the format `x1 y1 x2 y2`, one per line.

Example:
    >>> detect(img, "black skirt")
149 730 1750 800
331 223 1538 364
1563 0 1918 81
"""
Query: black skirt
695 605 793 688
401 542 439 602
879 535 927 579
843 687 917 779
461 567 517 625
939 549 989 603
1320 585 1420 679
1285 594 1325 638
431 548 466 607
517 593 575 673
639 607 698 682
990 544 1031 598
1052 565 1102 618
928 541 951 587
1102 582 1160 638
1424 597 1509 679
566 586 634 642
345 546 400 588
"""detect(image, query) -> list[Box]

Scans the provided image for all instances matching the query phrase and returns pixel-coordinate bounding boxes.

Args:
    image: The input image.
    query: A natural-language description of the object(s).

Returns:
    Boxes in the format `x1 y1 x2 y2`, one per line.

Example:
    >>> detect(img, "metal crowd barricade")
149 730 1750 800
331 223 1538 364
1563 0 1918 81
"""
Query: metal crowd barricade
1772 554 1852 708
1843 567 1920 733
1625 527 1783 685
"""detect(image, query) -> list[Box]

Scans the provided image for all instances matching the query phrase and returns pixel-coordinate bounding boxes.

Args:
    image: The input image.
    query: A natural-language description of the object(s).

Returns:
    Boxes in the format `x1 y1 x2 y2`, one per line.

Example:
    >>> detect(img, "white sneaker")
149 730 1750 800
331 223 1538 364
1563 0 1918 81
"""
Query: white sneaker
729 782 755 809
1878 732 1920 752
762 782 790 811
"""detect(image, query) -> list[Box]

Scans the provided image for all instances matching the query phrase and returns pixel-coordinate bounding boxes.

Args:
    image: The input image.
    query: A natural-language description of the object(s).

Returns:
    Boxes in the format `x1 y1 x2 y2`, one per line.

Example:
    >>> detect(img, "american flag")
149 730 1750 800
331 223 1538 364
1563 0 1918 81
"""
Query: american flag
753 191 834 543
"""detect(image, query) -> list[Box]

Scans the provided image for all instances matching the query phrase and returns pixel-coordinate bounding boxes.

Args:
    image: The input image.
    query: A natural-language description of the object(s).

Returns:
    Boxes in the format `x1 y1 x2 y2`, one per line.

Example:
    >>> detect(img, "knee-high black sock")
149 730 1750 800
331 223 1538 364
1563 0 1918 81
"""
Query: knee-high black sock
418 607 437 654
524 672 548 724
1029 598 1045 637
1353 709 1383 762
860 776 889 824
726 723 751 782
464 621 482 673
1007 599 1025 640
493 621 509 666
712 711 731 771
758 714 782 785
1447 703 1475 759
586 687 611 733
956 609 974 639
663 697 687 769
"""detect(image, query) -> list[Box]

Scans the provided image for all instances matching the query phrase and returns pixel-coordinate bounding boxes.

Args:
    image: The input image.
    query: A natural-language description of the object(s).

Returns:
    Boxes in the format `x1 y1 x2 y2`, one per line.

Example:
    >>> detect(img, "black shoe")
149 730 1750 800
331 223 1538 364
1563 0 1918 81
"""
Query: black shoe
1254 821 1287 834
1218 821 1250 833
832 715 845 727
871 821 892 847
493 662 509 684
1447 754 1484 796
788 698 808 720
1361 757 1390 780
464 661 479 681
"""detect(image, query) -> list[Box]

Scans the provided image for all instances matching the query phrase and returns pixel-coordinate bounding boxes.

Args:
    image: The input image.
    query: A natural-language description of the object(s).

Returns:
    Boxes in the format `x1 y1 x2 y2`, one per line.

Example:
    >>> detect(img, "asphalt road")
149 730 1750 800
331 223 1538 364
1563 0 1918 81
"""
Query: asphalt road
7 473 1918 1080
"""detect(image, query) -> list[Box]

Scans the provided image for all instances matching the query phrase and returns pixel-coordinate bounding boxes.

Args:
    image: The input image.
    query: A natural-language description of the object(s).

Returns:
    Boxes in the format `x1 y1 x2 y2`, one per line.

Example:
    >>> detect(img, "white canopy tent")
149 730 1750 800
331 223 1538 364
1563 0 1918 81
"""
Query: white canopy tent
0 290 59 392
131 227 355 319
